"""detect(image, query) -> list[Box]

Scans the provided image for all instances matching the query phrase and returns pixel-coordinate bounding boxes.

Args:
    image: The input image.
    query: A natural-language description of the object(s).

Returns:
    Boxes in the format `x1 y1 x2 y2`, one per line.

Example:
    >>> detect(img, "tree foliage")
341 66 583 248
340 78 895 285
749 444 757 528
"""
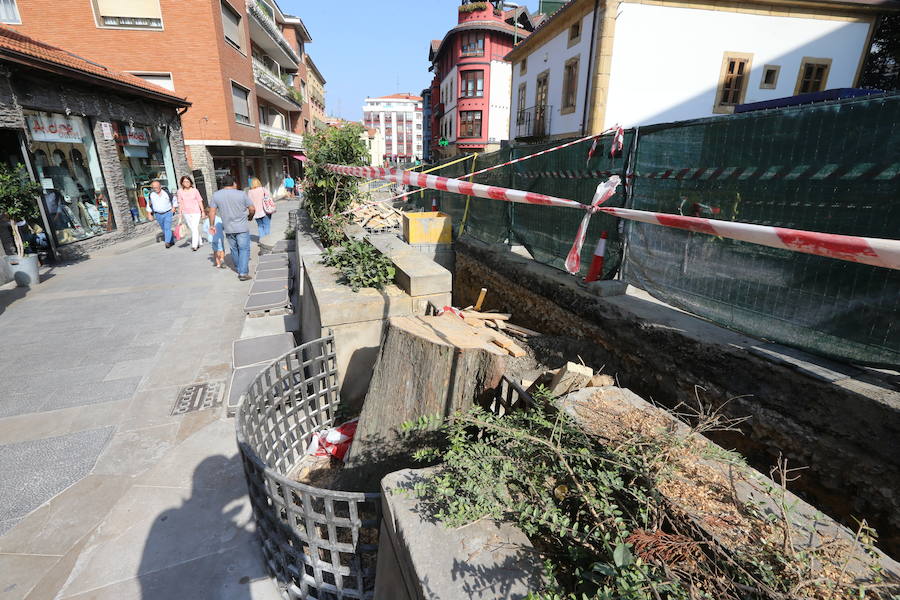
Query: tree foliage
322 239 395 292
305 123 369 220
0 163 41 256
859 15 900 91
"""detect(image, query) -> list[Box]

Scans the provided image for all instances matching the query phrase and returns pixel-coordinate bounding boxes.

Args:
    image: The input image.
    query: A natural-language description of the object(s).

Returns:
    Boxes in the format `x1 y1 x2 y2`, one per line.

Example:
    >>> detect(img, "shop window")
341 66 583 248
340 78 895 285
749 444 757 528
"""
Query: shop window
24 111 114 245
459 111 482 138
93 0 162 29
460 70 484 98
561 57 579 114
221 1 244 51
460 32 484 57
232 82 252 125
760 65 780 89
0 0 21 24
714 52 752 114
795 58 831 94
112 121 175 224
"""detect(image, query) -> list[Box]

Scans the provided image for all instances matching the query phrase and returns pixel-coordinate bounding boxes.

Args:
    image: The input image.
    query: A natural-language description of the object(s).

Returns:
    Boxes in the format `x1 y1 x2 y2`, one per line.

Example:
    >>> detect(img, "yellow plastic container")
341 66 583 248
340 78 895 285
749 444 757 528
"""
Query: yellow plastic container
402 212 452 244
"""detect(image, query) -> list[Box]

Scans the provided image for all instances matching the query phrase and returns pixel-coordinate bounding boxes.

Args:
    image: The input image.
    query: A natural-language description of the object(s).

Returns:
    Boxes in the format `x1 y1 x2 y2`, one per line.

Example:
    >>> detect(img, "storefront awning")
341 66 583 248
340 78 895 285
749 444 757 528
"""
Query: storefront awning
291 153 307 162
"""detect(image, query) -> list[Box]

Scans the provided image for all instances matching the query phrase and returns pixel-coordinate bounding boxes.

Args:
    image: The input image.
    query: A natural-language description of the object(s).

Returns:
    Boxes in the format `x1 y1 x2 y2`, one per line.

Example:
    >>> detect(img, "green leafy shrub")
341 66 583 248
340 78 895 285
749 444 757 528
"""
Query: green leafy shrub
403 389 896 600
305 123 369 221
0 163 41 256
322 239 395 292
311 212 347 248
459 2 488 12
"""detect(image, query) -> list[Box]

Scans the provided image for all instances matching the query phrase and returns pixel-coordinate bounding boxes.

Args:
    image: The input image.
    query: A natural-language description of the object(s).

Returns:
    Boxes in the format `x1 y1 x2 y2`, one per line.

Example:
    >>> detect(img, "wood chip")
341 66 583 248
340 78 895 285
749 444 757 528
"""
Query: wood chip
474 288 487 311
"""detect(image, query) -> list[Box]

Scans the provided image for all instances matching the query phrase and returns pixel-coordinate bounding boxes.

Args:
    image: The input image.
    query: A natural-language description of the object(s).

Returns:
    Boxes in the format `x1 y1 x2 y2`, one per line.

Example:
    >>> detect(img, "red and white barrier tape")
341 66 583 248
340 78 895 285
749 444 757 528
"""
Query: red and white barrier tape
327 164 900 272
343 128 621 214
597 207 900 271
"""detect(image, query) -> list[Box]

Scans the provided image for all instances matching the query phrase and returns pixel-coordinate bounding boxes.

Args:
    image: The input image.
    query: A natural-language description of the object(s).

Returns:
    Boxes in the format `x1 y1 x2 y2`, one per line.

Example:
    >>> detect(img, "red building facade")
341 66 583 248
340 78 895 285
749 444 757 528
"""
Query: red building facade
427 1 539 159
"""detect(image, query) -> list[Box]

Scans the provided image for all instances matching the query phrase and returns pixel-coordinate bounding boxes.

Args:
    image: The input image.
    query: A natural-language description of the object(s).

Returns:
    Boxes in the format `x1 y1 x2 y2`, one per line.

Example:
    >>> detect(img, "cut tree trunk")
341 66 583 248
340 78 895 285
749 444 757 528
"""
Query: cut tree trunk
343 315 508 488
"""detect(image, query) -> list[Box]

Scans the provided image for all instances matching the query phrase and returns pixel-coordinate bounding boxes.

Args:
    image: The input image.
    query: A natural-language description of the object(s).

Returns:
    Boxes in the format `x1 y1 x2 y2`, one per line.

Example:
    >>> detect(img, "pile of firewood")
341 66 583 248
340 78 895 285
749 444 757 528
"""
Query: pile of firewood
349 201 402 231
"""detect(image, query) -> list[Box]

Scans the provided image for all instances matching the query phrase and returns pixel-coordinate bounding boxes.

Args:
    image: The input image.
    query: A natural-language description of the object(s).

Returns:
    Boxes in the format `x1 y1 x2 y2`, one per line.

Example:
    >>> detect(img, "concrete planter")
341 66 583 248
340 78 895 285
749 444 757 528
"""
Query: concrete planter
5 254 39 287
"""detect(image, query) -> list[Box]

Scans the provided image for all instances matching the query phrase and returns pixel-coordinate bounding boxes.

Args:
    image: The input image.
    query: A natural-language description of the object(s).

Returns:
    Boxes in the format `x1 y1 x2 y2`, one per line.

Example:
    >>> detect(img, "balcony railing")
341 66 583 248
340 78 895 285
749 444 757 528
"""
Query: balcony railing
515 105 552 139
246 1 301 64
252 58 302 107
259 123 304 150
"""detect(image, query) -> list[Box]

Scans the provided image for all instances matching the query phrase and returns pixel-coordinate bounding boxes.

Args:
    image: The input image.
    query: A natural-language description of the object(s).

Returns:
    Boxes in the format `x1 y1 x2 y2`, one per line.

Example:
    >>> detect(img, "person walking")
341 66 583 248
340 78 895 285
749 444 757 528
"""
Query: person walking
283 173 295 198
247 178 272 239
175 175 204 251
208 175 255 281
147 179 178 248
201 207 225 268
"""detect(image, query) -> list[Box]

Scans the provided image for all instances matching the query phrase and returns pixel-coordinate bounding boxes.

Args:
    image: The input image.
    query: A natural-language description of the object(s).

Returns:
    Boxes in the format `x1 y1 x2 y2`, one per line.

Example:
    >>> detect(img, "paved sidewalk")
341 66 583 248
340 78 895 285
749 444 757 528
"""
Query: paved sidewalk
0 202 296 599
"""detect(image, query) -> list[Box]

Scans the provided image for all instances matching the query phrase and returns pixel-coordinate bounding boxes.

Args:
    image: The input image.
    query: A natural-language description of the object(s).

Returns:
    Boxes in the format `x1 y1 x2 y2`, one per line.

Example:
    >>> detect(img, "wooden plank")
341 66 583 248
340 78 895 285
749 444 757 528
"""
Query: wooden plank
461 311 511 321
474 288 487 311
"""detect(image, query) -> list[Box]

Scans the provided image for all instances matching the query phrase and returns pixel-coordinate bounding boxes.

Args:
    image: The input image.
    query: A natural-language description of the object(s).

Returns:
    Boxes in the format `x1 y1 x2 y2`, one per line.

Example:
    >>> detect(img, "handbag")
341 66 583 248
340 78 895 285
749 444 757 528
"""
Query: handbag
262 190 276 215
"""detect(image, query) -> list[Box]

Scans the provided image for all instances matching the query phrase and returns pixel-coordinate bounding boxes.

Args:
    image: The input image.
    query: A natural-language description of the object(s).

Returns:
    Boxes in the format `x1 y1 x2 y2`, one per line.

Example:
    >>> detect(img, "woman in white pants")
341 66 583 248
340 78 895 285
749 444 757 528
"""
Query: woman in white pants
176 175 204 251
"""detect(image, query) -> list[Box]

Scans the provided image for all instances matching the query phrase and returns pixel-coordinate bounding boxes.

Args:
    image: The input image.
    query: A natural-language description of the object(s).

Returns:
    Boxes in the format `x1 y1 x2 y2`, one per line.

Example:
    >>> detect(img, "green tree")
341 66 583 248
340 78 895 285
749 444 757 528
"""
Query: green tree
0 163 41 257
305 123 369 219
859 15 900 91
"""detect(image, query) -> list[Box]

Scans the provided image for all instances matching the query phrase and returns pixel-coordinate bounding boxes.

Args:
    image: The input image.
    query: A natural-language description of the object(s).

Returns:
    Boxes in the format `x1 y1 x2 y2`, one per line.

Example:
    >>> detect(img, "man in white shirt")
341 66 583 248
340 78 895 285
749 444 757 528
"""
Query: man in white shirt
147 179 178 248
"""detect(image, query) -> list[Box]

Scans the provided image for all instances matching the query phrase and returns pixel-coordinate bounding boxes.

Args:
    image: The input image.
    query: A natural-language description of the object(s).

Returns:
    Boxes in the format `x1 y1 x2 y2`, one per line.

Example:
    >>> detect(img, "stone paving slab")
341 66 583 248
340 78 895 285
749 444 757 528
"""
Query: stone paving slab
244 289 290 313
232 333 296 368
0 426 115 535
255 265 289 281
249 278 289 294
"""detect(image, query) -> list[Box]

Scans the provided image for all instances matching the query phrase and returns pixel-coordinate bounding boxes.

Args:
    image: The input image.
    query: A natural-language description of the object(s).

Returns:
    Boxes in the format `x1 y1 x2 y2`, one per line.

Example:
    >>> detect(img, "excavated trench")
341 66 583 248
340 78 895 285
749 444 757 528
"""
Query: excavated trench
452 237 900 559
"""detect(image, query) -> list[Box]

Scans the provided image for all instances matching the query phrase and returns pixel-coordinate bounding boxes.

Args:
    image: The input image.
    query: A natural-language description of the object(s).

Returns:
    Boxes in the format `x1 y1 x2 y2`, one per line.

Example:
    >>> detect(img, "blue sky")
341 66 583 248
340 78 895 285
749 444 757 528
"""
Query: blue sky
284 0 541 121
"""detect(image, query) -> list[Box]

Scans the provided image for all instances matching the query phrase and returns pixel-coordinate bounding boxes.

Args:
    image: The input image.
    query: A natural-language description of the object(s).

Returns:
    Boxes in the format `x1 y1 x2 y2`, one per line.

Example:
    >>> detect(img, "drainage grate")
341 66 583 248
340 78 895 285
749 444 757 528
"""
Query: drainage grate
171 381 225 415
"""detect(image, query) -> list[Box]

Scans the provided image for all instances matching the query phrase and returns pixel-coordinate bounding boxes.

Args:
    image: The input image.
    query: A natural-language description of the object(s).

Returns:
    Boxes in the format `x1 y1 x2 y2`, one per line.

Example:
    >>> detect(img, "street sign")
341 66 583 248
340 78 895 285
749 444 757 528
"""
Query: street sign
438 137 449 147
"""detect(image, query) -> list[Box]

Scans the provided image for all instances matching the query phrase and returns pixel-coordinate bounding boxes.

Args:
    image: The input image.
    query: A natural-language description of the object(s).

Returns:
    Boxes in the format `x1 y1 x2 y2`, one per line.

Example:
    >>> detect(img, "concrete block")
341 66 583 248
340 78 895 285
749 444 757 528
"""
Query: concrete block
302 258 411 327
411 292 452 316
375 468 543 600
240 313 299 340
249 279 289 294
255 265 289 281
232 333 296 368
389 251 452 297
227 364 268 416
586 280 627 297
367 234 451 297
244 290 291 313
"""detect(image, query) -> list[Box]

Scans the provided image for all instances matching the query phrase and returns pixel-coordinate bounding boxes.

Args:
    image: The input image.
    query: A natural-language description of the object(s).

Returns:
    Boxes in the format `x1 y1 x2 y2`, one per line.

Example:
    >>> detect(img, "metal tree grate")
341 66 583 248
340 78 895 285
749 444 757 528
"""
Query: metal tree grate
171 381 225 415
235 334 381 600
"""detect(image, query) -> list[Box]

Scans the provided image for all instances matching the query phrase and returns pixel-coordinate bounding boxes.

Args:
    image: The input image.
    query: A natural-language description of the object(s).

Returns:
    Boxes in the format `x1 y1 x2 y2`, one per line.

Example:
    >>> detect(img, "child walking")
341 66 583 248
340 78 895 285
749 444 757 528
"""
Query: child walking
202 207 226 268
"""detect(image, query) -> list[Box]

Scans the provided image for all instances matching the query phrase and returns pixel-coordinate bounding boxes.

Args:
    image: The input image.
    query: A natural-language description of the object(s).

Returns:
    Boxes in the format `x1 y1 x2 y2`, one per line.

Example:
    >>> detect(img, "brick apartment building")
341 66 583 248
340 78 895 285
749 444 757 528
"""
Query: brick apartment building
5 0 323 200
427 0 540 159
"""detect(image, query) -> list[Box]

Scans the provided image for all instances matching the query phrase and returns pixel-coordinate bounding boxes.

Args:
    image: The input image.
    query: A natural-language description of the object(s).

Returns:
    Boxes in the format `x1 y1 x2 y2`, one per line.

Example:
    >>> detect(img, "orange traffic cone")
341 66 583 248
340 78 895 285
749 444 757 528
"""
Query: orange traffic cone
431 196 438 212
584 231 608 282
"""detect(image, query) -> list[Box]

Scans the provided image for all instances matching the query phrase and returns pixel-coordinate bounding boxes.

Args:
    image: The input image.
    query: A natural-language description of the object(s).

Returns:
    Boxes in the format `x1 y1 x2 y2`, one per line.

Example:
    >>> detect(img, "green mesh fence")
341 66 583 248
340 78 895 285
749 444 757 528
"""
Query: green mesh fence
408 93 899 366
623 93 900 367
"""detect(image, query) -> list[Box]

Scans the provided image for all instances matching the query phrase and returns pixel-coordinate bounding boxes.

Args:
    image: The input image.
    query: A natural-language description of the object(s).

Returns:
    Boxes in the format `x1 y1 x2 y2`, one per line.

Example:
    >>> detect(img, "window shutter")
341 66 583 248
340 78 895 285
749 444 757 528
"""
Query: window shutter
221 2 242 48
232 84 250 120
96 0 161 18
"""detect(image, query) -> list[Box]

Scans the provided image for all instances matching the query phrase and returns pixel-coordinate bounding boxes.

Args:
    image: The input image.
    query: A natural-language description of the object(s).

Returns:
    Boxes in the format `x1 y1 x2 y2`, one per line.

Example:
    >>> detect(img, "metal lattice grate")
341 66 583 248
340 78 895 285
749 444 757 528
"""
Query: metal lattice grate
235 334 381 600
171 381 225 415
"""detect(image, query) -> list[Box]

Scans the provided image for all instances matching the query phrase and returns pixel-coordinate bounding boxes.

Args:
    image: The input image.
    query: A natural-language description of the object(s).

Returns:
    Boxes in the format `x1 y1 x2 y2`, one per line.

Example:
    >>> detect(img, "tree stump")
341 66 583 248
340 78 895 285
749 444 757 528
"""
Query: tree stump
344 315 508 487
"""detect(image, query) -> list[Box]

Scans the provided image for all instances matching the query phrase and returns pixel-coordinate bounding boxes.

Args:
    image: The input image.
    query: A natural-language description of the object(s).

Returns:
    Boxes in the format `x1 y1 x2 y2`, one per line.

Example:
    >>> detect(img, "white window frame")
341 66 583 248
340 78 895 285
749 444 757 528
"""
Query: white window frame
0 0 21 25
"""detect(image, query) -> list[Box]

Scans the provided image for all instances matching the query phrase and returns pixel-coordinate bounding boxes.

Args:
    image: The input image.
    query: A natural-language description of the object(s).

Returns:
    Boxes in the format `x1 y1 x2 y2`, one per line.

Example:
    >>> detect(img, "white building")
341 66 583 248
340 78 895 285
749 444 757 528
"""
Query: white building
507 0 885 139
362 93 424 163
